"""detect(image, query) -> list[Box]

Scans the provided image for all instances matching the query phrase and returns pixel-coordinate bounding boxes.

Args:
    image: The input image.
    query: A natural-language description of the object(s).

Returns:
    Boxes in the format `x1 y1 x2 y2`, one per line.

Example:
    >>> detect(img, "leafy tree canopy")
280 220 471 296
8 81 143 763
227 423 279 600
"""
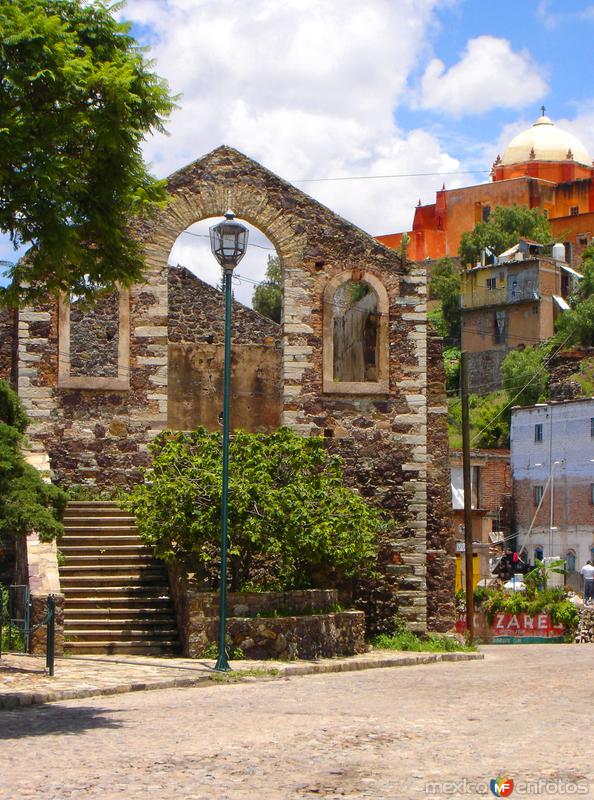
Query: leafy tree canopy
123 427 382 591
0 0 175 304
428 257 461 343
554 245 594 347
458 206 553 267
252 255 282 322
500 346 548 407
0 380 66 542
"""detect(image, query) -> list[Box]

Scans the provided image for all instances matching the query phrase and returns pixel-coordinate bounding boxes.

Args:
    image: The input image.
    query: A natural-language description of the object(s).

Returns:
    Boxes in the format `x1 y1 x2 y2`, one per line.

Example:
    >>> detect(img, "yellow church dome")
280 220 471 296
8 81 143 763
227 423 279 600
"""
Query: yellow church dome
501 115 591 167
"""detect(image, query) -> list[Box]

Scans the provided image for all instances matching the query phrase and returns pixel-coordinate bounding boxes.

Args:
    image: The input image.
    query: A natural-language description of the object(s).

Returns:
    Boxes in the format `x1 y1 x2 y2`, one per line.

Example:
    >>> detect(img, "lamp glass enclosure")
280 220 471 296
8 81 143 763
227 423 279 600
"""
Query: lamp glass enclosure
209 211 249 269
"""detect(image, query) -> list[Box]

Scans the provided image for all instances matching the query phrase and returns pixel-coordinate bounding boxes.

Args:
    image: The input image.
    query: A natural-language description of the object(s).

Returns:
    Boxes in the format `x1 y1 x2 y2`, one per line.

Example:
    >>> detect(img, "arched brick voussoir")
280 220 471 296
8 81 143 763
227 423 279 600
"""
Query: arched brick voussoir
133 145 406 277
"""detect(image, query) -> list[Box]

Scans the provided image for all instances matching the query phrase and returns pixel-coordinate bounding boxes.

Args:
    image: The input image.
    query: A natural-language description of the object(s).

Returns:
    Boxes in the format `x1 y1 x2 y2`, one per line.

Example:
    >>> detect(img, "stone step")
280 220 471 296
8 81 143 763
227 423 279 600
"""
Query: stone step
60 501 179 657
66 501 121 508
66 615 176 628
60 577 168 591
65 627 178 640
59 534 142 547
60 579 171 592
63 641 180 656
63 516 137 527
64 606 175 619
64 595 174 609
62 554 154 567
61 563 160 575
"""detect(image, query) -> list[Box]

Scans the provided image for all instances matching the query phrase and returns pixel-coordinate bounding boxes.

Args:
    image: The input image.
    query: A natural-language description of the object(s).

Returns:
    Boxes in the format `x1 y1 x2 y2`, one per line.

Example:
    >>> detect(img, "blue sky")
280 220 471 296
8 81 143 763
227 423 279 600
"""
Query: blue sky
2 0 593 300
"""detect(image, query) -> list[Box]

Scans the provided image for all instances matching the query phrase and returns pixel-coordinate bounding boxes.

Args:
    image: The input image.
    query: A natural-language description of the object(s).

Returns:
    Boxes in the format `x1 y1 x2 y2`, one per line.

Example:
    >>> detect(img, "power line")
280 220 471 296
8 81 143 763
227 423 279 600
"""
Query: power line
290 169 490 184
469 331 574 444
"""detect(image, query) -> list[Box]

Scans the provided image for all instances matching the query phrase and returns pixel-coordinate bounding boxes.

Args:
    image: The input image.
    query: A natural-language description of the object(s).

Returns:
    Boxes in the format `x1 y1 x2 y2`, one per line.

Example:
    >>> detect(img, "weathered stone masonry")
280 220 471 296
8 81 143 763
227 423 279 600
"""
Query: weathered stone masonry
9 145 454 632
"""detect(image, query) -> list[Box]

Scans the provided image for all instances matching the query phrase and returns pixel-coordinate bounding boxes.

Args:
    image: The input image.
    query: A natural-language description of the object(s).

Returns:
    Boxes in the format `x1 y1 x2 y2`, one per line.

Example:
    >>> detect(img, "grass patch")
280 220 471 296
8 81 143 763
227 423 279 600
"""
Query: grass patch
372 619 476 653
207 667 280 683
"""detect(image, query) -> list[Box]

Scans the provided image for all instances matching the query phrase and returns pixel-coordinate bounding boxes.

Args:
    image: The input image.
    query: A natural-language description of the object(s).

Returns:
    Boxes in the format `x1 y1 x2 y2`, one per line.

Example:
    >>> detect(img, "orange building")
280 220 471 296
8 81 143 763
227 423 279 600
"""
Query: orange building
378 114 594 266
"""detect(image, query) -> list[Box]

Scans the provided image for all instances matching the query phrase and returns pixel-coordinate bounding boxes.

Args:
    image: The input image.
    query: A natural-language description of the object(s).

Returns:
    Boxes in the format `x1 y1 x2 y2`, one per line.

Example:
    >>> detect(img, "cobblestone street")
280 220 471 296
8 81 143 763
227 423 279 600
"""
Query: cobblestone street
2 645 593 800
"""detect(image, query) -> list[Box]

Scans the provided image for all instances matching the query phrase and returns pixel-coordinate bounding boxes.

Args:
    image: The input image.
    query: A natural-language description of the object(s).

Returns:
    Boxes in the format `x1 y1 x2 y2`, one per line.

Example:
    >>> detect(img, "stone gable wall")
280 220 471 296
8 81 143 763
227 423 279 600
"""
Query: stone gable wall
10 146 454 632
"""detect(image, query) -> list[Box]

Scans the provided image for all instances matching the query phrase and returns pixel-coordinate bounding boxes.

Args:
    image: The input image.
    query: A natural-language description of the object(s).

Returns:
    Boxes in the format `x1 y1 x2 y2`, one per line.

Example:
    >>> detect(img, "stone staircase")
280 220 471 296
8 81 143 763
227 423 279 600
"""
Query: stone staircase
59 501 180 656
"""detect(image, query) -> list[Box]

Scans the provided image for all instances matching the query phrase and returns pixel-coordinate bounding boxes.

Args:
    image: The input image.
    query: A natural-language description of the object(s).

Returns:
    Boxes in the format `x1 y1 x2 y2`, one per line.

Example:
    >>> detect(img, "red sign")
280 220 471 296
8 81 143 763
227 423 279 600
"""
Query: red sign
456 612 565 643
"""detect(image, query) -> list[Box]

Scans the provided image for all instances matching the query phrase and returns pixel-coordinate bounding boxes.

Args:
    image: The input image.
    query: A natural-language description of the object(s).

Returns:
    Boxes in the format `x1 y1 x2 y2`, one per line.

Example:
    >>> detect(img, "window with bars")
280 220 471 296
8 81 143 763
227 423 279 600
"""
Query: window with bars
534 485 544 505
534 423 543 442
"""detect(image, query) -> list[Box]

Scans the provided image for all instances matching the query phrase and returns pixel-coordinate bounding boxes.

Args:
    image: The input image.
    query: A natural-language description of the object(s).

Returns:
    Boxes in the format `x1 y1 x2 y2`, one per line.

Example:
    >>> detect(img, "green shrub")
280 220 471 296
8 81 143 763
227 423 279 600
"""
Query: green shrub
0 380 66 542
123 427 383 592
1 585 25 652
372 616 476 653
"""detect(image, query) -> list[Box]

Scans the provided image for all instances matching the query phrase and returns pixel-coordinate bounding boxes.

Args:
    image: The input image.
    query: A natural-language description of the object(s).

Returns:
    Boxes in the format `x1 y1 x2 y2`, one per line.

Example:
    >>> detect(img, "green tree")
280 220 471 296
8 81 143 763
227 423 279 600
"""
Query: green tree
428 257 461 343
123 427 382 591
573 245 594 302
252 255 282 322
0 0 175 304
0 380 66 547
500 346 548 407
554 245 594 346
458 206 552 267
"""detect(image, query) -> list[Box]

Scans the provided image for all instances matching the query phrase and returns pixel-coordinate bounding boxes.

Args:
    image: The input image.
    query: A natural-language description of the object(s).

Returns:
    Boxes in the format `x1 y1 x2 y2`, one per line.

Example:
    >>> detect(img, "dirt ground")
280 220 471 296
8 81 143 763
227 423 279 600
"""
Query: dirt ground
1 644 593 800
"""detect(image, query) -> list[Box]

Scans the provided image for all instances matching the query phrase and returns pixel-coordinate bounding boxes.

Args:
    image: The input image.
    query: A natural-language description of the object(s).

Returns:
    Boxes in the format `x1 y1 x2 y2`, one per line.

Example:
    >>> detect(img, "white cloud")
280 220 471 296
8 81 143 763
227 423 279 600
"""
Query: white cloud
118 0 462 240
417 36 548 116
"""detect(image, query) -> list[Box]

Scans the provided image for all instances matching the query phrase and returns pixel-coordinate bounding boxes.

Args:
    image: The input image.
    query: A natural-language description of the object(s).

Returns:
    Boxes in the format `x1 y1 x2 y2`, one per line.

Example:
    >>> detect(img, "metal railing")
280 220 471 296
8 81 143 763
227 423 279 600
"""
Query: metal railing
0 586 56 676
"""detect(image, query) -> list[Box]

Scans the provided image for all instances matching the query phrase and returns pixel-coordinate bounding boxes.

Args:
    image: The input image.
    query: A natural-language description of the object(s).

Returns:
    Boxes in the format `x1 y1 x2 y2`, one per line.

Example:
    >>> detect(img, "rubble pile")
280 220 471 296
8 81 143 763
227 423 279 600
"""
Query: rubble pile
574 607 594 643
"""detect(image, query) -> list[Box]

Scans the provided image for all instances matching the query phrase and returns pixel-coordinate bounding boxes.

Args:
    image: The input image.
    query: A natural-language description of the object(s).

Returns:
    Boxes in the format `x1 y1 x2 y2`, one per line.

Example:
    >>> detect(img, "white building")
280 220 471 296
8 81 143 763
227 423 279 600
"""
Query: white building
511 398 594 582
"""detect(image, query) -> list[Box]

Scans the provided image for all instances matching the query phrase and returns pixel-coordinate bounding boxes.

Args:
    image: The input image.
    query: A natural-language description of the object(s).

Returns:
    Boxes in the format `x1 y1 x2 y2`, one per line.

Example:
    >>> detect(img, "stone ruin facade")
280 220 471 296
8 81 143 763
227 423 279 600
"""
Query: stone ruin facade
0 146 455 633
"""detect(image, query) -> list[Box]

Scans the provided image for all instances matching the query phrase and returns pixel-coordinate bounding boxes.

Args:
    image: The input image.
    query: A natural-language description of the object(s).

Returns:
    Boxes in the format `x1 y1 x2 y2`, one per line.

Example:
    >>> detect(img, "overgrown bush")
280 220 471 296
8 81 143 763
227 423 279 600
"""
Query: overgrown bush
123 427 383 592
372 616 475 653
448 391 510 449
1 585 25 652
0 380 66 544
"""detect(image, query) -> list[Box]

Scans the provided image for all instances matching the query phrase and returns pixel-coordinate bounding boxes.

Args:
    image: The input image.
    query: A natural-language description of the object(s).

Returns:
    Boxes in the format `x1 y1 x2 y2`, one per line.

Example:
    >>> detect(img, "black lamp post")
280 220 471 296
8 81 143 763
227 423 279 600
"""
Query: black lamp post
209 210 249 671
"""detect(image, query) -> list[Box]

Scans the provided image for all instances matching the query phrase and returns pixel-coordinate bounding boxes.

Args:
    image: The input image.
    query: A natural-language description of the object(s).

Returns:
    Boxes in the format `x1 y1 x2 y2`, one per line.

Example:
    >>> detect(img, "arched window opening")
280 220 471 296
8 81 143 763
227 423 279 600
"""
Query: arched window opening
566 550 576 573
332 280 379 382
534 545 544 562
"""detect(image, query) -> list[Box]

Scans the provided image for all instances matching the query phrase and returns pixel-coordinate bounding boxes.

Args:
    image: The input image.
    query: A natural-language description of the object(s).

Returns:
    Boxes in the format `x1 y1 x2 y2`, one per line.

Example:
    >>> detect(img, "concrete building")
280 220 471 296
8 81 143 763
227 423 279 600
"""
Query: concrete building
511 398 594 582
378 113 594 267
460 238 581 392
450 449 511 586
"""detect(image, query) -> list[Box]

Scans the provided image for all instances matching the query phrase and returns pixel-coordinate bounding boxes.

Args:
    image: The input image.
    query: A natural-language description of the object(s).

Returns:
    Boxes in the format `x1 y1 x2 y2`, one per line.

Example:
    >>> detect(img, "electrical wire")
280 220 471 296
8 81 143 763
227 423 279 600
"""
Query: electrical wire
469 330 574 445
289 169 490 183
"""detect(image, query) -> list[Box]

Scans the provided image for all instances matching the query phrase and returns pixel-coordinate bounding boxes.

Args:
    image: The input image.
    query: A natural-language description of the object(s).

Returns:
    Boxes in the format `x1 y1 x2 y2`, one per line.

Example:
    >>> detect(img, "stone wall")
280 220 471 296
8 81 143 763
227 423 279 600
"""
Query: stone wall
69 292 119 378
168 267 281 433
426 335 456 632
0 306 16 385
10 145 453 631
128 146 432 633
170 579 365 660
168 266 280 345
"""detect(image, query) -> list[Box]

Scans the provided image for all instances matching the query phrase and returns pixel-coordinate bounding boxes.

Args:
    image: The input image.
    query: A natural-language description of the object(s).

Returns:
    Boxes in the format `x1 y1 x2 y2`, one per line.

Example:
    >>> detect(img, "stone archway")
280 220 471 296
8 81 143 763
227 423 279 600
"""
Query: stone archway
13 144 455 633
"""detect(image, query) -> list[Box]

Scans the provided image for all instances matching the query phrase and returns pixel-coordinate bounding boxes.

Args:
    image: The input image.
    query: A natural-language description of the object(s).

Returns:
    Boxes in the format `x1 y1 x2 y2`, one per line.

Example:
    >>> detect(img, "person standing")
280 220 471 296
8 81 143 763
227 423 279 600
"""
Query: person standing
580 560 594 606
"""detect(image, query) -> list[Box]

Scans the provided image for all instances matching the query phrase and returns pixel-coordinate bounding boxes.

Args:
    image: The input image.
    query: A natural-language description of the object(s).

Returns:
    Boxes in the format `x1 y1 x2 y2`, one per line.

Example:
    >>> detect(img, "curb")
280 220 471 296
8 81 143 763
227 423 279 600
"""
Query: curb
0 650 483 710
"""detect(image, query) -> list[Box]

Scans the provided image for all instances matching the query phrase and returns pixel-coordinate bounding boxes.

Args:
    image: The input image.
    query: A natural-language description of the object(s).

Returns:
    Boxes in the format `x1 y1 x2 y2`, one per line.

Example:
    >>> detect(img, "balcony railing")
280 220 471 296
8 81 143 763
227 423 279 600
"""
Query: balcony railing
461 286 540 309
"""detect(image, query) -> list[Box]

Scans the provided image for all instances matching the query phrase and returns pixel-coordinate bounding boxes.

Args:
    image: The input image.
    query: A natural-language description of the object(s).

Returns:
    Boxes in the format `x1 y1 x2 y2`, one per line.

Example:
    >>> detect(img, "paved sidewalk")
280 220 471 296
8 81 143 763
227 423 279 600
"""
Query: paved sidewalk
0 648 482 709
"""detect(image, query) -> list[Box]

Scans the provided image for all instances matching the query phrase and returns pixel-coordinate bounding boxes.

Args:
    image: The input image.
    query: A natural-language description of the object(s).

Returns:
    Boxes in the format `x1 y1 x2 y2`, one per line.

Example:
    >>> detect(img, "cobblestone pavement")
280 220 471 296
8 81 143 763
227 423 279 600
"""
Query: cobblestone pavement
0 650 481 708
1 644 593 800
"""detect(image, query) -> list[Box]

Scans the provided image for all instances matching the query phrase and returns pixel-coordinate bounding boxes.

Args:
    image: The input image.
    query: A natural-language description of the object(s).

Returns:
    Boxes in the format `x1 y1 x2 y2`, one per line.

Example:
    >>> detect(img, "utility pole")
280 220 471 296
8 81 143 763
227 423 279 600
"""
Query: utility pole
460 352 474 644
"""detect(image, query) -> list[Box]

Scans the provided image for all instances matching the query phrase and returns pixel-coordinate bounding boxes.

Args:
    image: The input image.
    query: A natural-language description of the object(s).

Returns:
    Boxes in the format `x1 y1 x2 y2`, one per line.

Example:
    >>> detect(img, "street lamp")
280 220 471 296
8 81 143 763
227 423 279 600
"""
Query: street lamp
209 210 249 671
